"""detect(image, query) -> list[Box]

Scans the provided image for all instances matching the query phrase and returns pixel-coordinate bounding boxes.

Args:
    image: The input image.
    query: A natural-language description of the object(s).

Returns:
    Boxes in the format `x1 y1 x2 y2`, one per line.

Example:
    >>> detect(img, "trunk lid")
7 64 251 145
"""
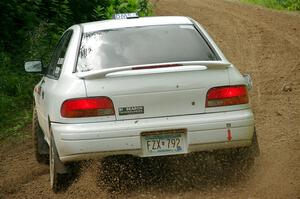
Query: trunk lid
82 64 230 120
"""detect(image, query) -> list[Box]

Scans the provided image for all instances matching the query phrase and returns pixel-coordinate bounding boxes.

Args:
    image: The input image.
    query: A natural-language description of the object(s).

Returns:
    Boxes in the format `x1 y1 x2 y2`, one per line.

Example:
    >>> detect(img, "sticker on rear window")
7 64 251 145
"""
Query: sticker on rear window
118 106 144 115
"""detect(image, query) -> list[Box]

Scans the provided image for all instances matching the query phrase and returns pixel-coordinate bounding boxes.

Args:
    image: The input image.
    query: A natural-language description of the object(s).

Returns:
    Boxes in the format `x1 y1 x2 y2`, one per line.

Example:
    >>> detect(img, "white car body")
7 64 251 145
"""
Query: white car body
33 16 254 163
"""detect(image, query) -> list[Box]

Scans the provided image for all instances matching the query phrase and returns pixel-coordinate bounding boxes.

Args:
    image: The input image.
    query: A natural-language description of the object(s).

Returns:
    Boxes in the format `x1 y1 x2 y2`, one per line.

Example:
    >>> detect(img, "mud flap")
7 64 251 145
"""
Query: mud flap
53 142 69 174
251 129 260 157
51 135 69 174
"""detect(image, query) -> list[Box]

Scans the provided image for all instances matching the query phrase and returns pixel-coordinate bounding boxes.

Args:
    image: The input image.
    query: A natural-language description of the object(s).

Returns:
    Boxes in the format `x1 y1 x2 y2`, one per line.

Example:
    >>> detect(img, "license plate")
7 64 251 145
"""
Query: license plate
141 129 187 156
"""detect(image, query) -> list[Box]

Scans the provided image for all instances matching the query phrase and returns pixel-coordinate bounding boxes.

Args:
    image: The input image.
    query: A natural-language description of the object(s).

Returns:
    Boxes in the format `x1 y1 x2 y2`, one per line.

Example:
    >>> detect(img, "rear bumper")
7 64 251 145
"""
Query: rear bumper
51 109 255 162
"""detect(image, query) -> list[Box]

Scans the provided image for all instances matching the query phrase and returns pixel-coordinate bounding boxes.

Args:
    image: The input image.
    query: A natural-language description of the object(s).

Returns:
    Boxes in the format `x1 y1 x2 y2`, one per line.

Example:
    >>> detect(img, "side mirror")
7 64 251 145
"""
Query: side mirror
24 61 42 73
243 74 253 90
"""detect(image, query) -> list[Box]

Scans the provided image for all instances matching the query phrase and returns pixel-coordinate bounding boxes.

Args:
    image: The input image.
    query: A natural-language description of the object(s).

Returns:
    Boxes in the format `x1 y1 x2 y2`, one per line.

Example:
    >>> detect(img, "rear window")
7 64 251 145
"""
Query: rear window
77 24 219 72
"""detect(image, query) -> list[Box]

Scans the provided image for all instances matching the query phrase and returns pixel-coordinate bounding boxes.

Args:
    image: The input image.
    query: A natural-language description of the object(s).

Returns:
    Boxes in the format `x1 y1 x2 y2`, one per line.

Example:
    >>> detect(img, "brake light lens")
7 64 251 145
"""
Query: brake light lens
61 97 115 118
206 85 248 107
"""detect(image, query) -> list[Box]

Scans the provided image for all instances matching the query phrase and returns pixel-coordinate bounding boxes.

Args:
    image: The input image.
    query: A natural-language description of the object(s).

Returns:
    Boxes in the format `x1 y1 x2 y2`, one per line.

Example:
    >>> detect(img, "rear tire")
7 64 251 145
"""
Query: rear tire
32 107 49 164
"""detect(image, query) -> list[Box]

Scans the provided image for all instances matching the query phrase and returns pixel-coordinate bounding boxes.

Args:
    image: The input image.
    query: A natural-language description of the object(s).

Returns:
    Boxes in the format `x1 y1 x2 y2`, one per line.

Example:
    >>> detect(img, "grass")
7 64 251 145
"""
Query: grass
241 0 300 11
0 108 32 141
0 61 37 141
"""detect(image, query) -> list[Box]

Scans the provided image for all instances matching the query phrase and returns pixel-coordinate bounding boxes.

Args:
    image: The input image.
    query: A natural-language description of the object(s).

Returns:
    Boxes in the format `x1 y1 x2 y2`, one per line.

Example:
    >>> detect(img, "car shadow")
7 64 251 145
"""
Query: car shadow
96 151 255 194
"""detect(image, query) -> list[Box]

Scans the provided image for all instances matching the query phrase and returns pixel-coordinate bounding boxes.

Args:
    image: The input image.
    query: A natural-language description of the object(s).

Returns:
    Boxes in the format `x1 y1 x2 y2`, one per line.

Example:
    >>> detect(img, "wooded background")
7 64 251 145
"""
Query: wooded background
0 0 152 139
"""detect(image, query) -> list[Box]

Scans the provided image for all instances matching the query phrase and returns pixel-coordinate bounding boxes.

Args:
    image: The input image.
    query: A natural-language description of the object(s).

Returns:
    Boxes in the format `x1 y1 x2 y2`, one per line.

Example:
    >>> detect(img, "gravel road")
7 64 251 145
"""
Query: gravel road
1 0 299 198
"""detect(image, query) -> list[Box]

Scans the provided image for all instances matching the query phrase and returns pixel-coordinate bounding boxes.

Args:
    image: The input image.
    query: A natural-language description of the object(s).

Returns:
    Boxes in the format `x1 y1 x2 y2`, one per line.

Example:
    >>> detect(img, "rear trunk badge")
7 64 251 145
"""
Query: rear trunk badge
118 106 144 115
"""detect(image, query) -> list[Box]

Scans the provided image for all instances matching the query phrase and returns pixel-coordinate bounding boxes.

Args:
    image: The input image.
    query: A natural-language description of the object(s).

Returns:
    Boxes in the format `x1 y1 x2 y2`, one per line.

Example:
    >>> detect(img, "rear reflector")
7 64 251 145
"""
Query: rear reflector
206 85 248 107
61 97 115 118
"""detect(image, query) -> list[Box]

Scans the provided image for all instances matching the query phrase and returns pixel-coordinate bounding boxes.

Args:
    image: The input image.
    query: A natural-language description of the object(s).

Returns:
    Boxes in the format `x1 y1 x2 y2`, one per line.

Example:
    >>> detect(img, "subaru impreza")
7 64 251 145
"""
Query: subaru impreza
25 14 259 192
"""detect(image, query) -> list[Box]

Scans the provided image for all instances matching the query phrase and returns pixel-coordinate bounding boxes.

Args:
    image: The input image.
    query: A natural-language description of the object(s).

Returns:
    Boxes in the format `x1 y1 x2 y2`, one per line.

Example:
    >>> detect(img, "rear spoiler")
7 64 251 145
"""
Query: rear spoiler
76 61 231 79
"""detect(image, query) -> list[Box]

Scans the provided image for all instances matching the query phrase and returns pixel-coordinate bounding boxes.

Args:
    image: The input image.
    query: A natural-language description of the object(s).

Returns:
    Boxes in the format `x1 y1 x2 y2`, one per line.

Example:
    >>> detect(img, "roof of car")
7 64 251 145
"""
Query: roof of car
80 16 193 33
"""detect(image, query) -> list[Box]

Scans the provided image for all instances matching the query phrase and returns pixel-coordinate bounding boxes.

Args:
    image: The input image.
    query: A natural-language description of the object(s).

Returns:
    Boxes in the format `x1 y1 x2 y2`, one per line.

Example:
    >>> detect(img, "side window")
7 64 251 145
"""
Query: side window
47 30 73 79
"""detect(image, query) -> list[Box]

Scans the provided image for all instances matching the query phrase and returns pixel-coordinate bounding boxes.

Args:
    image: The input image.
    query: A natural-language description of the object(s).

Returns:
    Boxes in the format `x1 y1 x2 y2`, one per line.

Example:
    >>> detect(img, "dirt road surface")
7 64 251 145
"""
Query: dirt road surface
1 0 299 198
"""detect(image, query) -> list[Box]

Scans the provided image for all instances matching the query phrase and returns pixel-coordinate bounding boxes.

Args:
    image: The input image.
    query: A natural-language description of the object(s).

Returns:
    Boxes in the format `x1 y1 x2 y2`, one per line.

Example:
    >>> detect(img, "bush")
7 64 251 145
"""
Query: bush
278 0 300 10
0 0 153 140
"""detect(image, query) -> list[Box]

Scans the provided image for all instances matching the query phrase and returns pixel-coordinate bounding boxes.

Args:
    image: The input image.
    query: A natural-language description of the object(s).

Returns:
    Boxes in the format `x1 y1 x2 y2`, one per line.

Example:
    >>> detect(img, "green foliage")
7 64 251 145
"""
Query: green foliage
0 52 37 140
241 0 300 11
93 0 153 20
279 0 300 10
0 0 153 140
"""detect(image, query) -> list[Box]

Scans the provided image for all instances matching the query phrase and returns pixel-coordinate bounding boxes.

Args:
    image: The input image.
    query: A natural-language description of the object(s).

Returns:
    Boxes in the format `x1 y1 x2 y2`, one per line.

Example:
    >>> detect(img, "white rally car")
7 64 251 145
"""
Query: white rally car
25 14 259 192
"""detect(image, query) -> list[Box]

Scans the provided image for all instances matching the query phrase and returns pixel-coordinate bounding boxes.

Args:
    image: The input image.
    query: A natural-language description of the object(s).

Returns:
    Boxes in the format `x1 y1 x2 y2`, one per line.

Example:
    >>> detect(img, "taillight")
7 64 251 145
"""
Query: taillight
206 85 248 107
61 97 115 118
